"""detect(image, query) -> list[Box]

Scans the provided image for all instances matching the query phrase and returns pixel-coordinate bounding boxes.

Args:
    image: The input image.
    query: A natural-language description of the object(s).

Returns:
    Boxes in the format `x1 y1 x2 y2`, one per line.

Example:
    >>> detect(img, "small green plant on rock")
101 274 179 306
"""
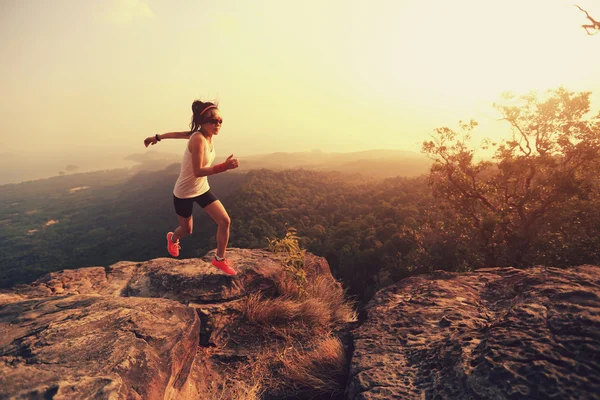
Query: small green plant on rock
267 227 307 295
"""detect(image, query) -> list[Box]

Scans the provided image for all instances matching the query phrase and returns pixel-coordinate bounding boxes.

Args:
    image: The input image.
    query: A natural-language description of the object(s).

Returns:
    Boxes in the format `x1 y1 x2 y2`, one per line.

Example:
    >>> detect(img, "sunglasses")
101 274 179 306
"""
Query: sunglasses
204 118 223 125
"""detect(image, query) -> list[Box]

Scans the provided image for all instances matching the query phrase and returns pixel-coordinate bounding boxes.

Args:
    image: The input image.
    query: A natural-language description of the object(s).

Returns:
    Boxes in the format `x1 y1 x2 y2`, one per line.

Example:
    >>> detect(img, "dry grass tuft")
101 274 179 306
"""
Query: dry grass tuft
303 275 358 325
244 292 300 325
233 229 357 397
202 351 273 400
280 335 348 396
274 273 303 298
297 297 332 327
244 275 357 331
206 378 263 400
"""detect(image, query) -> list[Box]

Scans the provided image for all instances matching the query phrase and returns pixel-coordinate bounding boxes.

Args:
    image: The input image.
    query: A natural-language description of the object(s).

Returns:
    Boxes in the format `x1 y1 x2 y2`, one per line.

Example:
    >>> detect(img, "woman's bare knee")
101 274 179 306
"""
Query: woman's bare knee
203 201 230 229
218 216 231 228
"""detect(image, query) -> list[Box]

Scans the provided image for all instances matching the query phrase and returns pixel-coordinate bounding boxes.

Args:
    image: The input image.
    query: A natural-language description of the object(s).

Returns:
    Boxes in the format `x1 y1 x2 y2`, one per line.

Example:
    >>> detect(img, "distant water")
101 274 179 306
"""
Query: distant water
0 156 139 185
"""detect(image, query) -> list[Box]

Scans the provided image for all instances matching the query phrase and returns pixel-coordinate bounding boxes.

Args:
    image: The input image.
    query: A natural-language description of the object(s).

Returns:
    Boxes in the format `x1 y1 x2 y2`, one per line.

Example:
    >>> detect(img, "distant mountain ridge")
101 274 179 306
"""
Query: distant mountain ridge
240 149 431 179
0 148 430 187
126 148 432 179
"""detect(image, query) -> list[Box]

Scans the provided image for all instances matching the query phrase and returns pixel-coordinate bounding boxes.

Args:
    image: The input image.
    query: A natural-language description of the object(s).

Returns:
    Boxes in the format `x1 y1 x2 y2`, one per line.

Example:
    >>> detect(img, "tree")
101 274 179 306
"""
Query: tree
422 88 600 268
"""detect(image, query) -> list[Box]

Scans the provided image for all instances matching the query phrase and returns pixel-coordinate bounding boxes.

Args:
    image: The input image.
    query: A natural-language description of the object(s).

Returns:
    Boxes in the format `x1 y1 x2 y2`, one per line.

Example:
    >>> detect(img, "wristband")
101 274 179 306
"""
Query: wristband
213 163 228 174
155 134 161 142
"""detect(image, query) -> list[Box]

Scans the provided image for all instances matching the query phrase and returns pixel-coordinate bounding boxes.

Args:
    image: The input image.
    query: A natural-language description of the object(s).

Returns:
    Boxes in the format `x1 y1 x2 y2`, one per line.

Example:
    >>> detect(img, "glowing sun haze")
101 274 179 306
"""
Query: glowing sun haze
0 0 598 163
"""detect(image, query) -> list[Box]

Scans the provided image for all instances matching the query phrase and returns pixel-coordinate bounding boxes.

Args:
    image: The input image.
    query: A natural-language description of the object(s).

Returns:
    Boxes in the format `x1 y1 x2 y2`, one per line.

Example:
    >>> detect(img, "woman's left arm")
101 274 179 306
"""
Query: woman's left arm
144 131 191 147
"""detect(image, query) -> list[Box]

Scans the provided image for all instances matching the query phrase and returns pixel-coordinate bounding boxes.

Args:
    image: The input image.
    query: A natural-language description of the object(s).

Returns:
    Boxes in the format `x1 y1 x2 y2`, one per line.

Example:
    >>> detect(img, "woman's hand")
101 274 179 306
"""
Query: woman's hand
225 154 240 170
144 136 158 147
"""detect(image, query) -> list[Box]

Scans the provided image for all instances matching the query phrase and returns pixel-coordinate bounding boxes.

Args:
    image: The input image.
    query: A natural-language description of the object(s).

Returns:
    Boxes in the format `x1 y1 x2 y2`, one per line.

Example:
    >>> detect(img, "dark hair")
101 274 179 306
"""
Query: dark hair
190 100 219 135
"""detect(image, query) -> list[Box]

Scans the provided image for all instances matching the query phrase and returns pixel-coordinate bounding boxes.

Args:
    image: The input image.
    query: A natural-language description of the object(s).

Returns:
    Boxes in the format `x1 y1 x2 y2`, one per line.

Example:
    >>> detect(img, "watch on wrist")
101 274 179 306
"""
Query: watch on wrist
155 134 161 142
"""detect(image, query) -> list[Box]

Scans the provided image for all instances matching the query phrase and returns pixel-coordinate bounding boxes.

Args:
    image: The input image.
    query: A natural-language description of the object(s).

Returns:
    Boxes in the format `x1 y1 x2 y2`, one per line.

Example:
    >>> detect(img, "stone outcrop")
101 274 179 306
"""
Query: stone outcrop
348 265 600 400
3 249 598 400
0 248 340 399
1 295 199 399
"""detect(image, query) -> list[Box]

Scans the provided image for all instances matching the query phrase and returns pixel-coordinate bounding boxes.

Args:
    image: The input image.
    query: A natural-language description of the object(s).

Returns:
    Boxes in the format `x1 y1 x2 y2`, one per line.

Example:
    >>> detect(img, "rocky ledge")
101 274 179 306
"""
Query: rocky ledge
0 248 351 399
2 252 599 400
348 265 600 400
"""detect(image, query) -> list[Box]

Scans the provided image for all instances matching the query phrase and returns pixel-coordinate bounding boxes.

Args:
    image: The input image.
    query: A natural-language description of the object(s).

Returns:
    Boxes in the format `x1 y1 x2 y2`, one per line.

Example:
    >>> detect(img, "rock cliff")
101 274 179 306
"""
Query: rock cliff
1 249 353 399
2 252 599 400
348 265 600 400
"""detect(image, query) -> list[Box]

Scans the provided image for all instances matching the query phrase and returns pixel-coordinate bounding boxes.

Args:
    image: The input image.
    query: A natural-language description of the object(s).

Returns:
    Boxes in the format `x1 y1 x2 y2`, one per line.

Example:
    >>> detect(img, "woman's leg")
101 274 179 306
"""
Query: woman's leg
172 215 193 242
203 200 231 258
168 196 195 256
172 195 195 242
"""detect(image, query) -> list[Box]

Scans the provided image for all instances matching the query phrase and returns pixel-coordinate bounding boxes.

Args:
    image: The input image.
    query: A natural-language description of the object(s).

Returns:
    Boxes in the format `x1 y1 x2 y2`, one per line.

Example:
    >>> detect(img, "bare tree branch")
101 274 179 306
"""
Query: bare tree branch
575 5 600 35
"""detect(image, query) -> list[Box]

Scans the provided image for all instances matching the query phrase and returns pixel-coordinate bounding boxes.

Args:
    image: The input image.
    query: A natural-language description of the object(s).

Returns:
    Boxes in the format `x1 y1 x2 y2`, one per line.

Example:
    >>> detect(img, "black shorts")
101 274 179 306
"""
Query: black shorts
173 190 218 218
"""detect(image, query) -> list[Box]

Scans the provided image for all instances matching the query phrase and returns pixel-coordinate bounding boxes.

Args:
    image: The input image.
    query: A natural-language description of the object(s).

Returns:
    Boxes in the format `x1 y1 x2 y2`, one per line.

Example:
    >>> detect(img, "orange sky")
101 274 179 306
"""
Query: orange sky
1 0 599 161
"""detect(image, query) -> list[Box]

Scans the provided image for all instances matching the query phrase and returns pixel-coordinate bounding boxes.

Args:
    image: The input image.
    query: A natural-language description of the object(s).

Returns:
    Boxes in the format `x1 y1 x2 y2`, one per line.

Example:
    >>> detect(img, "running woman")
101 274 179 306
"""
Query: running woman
144 100 239 275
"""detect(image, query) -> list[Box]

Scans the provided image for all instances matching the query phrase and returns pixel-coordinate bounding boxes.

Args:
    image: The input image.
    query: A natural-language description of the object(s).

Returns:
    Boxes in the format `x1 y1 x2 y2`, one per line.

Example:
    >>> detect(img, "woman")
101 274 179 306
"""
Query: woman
144 100 239 275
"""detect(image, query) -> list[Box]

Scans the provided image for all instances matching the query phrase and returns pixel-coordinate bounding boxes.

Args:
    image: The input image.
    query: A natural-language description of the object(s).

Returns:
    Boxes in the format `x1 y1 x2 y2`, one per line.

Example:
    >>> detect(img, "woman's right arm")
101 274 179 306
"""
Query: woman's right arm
144 131 190 147
190 136 238 177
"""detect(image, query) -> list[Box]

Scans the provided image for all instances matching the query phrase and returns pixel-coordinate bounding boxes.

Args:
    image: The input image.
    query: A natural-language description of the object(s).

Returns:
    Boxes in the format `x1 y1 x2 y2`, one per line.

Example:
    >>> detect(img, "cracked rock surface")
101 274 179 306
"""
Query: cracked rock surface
347 265 600 400
0 248 333 399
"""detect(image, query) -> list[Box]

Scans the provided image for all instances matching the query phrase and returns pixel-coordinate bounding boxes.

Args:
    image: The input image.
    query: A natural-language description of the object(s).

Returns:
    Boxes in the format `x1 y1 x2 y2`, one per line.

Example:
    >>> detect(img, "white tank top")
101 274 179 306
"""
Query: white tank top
173 132 216 198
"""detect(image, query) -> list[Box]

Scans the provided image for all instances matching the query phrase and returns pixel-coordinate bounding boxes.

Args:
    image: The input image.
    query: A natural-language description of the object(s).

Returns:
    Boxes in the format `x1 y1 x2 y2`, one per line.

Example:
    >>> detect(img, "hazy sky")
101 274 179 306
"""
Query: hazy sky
1 0 599 162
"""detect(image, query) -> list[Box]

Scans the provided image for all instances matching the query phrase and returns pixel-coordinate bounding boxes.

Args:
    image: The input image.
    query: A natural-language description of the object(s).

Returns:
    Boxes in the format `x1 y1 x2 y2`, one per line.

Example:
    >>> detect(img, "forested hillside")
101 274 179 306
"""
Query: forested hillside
2 89 599 305
0 165 247 288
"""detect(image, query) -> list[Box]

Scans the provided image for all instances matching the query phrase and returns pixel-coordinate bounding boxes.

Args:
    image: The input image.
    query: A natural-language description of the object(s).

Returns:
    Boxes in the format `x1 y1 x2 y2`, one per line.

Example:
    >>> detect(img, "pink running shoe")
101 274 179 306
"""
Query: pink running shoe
211 257 237 275
166 232 180 257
